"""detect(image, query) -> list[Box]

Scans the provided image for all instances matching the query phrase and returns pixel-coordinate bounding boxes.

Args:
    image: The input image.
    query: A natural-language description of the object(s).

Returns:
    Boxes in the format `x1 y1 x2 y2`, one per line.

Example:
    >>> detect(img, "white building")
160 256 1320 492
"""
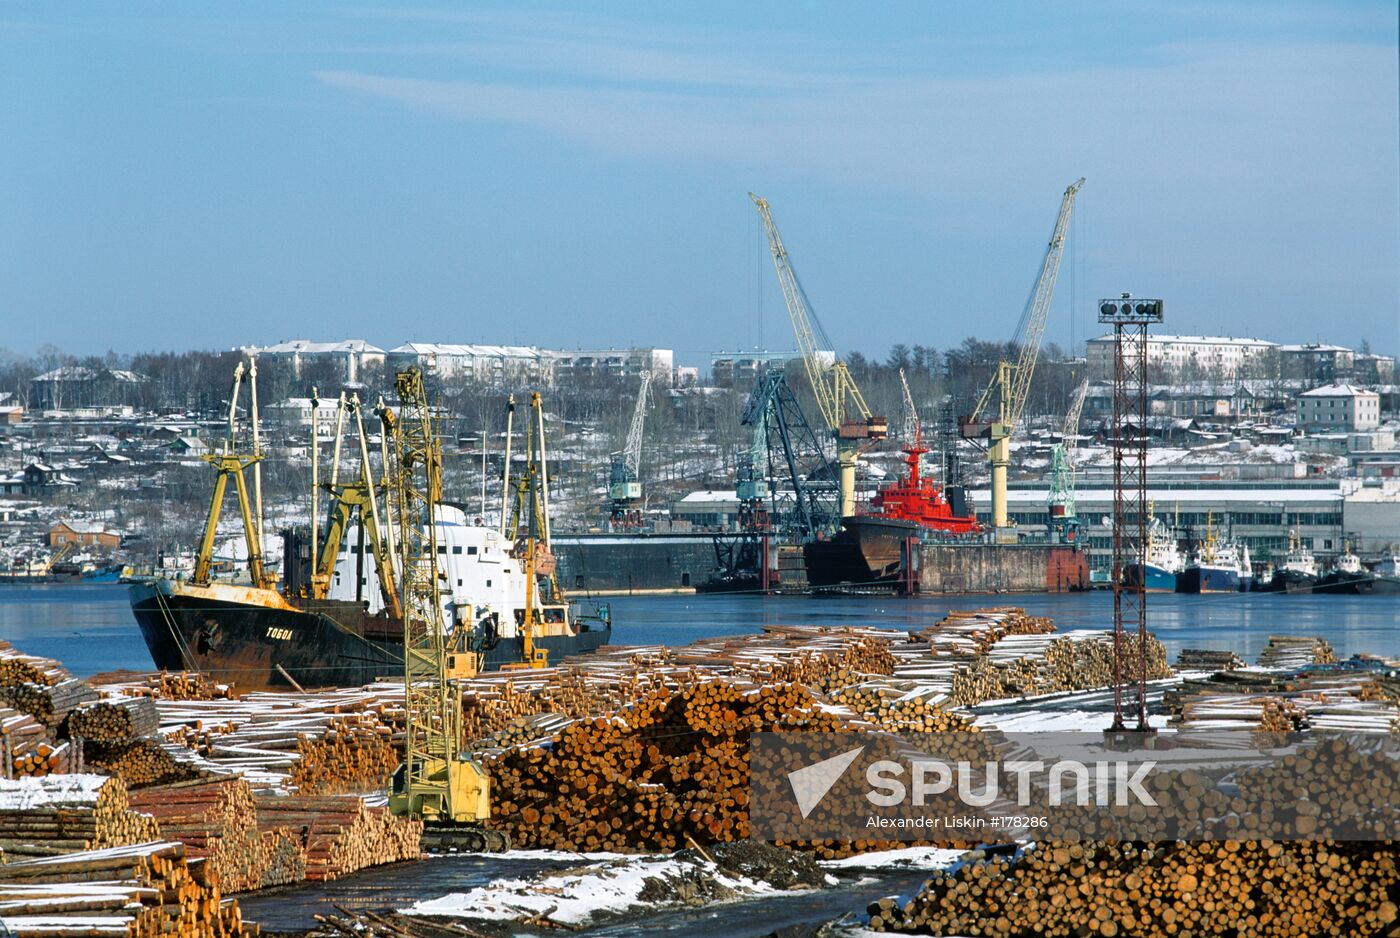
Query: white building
243 340 386 383
1086 334 1275 379
386 344 553 386
262 397 344 435
551 348 674 386
1296 384 1381 432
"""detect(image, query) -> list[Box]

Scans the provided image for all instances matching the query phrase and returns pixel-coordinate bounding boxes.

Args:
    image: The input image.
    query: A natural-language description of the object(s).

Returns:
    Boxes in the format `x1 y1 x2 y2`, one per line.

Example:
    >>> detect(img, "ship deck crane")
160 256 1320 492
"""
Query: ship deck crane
608 372 652 529
750 193 887 519
387 367 507 852
960 177 1084 541
1048 377 1089 541
305 392 401 617
193 360 276 591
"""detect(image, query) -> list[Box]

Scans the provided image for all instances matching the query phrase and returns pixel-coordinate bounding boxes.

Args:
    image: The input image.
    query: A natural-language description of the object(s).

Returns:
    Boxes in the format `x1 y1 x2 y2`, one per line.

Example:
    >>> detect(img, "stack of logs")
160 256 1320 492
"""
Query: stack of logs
918 608 1056 655
1257 696 1308 732
0 642 69 687
948 632 1172 707
85 737 200 787
289 715 398 795
1175 648 1245 671
0 775 161 858
127 777 304 893
122 671 239 702
0 841 252 937
253 794 422 881
487 678 933 857
3 707 65 777
69 697 161 741
832 685 977 733
0 679 98 731
1257 635 1337 669
868 840 1399 938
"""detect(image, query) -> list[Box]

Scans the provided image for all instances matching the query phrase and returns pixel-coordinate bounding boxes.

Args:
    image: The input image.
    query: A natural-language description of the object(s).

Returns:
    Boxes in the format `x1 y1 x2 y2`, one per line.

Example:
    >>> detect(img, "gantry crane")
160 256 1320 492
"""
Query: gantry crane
608 372 652 529
960 177 1085 541
386 367 507 851
1048 378 1090 542
750 193 887 519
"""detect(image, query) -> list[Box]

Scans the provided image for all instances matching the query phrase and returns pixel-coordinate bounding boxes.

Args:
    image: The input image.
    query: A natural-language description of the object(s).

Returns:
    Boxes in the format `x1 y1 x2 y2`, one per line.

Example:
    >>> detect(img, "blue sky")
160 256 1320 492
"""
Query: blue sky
1 2 1396 364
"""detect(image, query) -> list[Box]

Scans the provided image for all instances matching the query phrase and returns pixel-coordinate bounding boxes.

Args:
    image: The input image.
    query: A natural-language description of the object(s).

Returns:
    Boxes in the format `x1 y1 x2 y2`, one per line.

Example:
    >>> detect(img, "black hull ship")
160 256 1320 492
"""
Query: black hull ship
130 579 611 690
128 369 609 691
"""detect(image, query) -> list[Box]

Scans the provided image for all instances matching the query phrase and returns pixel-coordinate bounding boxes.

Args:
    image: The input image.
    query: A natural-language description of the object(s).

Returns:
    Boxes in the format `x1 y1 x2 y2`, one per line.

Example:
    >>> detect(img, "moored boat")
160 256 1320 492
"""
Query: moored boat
128 366 610 690
1271 531 1319 594
804 435 981 589
1123 514 1184 592
1177 518 1249 594
1315 547 1373 595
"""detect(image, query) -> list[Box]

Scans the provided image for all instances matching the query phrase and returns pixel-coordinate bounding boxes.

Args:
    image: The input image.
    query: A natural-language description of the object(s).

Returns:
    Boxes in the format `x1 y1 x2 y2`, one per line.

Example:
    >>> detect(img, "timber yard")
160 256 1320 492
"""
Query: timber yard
3 4 1400 938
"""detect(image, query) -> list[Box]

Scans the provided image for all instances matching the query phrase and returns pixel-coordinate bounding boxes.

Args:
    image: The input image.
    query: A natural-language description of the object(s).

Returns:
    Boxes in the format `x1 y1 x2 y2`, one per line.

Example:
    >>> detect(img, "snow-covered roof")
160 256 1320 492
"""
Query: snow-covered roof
1277 343 1352 353
390 343 547 359
246 339 384 355
53 521 116 535
1299 384 1377 398
1088 334 1275 348
32 366 146 383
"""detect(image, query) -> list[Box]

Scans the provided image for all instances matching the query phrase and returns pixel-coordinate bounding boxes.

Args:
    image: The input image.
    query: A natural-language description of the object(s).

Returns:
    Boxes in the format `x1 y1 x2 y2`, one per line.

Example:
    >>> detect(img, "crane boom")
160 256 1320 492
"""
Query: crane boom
962 177 1084 535
608 372 652 528
898 367 922 448
749 192 887 518
623 372 652 476
1062 378 1090 469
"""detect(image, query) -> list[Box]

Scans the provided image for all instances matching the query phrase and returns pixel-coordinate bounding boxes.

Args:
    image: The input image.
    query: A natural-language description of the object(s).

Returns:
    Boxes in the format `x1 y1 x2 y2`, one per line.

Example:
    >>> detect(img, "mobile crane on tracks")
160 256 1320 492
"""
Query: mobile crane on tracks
386 367 509 852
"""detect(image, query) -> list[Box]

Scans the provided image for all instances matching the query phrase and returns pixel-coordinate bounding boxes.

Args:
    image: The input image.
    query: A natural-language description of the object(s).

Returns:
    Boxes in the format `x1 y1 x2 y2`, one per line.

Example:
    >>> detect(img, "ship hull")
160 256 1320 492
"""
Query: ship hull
1315 570 1382 594
1275 570 1318 594
1122 563 1177 593
804 517 917 589
1176 565 1241 594
130 580 610 691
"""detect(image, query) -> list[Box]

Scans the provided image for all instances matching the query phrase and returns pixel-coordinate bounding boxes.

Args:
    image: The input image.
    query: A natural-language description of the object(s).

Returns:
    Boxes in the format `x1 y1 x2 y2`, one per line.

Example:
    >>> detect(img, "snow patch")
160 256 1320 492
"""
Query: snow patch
403 854 777 927
821 846 966 871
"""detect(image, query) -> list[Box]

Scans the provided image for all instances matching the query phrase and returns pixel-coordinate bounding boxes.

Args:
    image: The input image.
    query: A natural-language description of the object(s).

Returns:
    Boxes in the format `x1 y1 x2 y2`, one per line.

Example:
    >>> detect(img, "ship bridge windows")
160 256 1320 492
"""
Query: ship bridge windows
452 545 462 554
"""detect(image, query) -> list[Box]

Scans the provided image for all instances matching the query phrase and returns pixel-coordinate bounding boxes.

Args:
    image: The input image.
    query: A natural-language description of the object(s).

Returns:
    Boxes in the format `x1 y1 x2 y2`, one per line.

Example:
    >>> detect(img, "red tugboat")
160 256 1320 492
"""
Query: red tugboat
805 429 982 589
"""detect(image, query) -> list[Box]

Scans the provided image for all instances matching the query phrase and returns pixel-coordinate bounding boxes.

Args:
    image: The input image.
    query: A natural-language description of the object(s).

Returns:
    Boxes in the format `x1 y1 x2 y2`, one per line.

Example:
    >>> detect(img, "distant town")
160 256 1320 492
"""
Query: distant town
0 331 1397 584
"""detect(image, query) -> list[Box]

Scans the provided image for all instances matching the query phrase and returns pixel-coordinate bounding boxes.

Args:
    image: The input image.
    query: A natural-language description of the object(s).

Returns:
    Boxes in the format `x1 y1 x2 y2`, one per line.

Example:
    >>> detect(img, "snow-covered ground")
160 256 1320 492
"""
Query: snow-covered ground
403 853 789 928
820 846 965 871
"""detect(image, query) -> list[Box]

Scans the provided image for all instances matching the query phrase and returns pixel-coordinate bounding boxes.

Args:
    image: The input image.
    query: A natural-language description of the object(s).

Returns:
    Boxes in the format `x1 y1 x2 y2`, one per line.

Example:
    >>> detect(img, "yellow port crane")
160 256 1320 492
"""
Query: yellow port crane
961 177 1085 541
749 193 887 520
193 360 276 591
386 367 507 851
503 392 554 670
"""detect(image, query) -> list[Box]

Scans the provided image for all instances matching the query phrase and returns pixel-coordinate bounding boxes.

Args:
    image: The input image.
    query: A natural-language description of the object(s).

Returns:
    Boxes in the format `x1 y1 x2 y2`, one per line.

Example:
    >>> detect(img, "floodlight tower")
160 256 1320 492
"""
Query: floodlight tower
1101 293 1162 734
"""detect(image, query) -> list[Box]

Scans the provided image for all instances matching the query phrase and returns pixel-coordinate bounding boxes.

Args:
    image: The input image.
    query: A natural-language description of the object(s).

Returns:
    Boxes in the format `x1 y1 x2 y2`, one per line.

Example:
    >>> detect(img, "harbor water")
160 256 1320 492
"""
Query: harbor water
0 582 1394 677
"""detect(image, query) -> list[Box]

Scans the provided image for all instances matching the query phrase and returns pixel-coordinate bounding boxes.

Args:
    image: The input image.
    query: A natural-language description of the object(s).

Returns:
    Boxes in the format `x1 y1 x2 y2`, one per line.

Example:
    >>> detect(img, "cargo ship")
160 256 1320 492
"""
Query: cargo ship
130 509 611 690
804 437 981 589
129 369 609 690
